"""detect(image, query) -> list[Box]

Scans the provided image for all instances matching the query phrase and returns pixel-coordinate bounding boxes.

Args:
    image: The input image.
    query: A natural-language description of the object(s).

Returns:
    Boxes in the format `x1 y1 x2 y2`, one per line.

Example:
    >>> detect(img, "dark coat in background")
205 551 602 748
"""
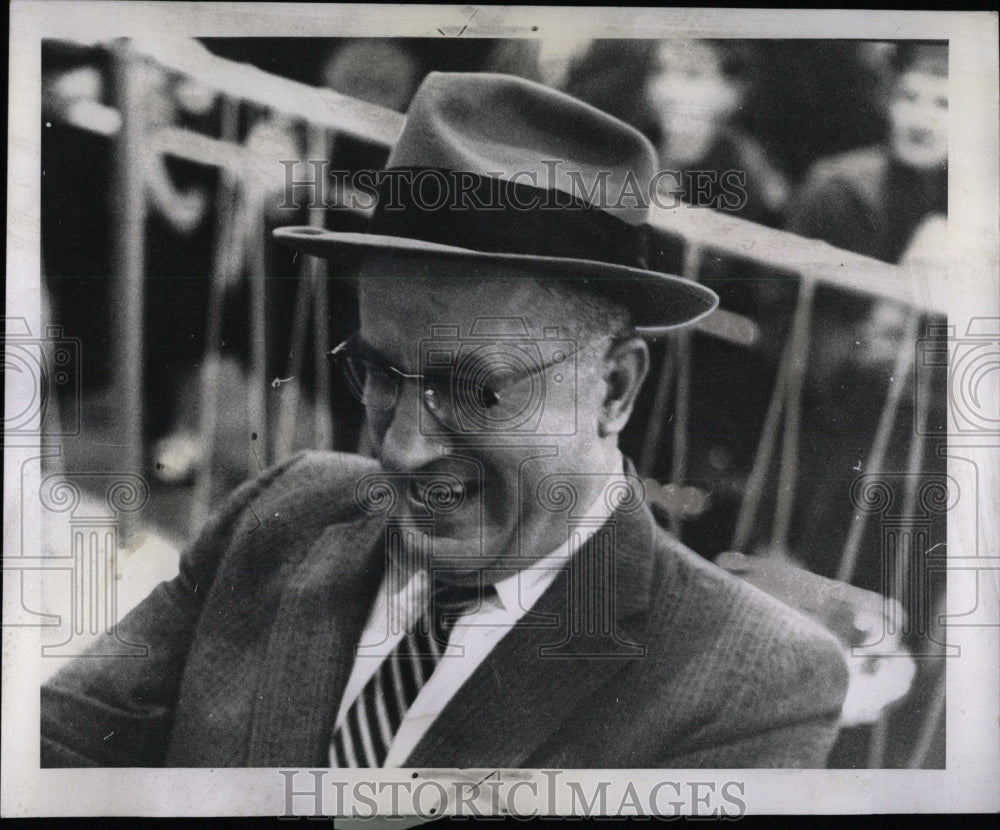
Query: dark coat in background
42 451 848 768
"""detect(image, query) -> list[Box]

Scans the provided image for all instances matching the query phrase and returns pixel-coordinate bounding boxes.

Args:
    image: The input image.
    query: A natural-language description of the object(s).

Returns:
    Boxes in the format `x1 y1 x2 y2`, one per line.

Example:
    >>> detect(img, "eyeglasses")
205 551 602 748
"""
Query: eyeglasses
328 332 614 433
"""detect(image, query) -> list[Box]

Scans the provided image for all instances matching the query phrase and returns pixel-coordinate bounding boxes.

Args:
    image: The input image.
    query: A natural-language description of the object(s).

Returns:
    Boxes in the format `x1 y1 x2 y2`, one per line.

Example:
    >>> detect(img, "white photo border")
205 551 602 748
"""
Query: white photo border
5 2 998 817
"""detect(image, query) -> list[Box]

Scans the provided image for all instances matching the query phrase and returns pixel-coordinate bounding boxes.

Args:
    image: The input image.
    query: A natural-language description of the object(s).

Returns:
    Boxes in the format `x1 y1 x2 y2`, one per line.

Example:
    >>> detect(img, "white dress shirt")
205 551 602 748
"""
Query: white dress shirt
330 455 627 767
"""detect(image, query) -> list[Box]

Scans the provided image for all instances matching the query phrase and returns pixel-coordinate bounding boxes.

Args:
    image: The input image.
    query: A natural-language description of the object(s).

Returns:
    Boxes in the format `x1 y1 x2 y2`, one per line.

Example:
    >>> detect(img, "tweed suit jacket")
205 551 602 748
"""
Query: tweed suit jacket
41 450 849 768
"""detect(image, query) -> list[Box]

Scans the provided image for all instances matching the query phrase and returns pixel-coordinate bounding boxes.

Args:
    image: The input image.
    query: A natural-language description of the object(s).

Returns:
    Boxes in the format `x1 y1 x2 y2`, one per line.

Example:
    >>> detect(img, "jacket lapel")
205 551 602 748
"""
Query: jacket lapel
404 502 658 768
247 513 385 766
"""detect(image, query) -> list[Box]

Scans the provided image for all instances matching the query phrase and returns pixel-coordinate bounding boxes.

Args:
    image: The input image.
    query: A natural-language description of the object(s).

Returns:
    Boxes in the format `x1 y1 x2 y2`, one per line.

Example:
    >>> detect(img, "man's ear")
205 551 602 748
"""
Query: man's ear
598 336 650 437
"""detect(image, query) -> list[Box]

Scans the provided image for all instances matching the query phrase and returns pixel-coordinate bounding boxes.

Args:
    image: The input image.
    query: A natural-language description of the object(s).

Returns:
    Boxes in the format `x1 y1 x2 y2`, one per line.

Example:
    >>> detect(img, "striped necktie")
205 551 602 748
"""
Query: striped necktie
332 580 491 768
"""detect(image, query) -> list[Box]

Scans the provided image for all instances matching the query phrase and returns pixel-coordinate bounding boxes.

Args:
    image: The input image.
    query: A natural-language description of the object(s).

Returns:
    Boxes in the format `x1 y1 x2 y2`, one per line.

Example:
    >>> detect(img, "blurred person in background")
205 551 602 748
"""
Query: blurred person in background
787 41 946 264
786 41 947 388
321 39 422 112
565 39 789 227
644 38 789 226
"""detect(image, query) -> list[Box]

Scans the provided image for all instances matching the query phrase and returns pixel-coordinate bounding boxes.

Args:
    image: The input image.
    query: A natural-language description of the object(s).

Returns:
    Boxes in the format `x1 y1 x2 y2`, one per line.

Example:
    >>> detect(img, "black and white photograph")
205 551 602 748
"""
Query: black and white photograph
4 3 998 818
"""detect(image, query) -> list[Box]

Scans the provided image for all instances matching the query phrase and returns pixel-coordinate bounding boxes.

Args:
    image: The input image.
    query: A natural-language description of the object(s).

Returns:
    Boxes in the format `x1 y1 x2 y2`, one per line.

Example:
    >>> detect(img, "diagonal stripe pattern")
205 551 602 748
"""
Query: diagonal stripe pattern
332 580 491 768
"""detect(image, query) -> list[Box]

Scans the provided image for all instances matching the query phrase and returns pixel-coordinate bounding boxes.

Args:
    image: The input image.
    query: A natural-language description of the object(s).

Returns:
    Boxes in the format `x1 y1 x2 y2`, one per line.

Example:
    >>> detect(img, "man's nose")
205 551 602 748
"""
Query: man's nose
374 382 444 471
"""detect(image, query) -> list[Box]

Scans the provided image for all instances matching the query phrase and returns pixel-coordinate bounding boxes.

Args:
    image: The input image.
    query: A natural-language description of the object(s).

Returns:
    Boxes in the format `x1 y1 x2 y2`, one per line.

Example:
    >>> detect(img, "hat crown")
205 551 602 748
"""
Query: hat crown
387 72 658 226
272 72 720 334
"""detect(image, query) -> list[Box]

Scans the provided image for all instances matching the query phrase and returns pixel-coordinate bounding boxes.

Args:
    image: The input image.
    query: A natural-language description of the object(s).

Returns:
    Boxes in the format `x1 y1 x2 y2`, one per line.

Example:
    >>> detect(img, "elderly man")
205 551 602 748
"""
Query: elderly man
41 73 847 768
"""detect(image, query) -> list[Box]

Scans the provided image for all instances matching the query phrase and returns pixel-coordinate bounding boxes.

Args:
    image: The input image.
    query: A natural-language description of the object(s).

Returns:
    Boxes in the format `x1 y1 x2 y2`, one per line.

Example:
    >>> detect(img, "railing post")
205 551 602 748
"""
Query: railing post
669 244 701 490
275 125 331 459
247 192 269 473
770 277 815 553
309 127 333 451
110 40 146 478
731 274 814 553
836 310 921 584
189 96 239 531
311 261 333 450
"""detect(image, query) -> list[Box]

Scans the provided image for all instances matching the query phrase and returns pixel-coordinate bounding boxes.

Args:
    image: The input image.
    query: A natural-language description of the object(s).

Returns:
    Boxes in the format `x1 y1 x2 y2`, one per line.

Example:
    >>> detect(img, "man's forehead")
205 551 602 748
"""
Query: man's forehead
358 276 570 339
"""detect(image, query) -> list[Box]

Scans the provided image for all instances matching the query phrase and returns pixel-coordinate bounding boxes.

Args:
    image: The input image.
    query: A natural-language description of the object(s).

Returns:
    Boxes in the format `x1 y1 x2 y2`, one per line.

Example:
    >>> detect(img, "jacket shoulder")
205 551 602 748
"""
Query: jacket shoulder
654 534 848 677
251 450 383 516
229 450 380 523
648 533 849 743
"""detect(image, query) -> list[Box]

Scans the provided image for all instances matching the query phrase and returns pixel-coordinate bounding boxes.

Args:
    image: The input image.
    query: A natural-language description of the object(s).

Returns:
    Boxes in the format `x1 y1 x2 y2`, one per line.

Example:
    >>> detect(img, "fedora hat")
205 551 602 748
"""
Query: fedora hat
274 72 718 335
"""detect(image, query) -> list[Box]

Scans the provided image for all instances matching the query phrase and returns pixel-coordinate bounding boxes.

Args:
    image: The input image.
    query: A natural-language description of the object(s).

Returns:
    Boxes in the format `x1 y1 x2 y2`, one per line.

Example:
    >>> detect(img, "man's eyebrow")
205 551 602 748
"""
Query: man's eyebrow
349 335 389 363
353 335 453 379
352 334 527 382
351 336 416 373
352 334 380 356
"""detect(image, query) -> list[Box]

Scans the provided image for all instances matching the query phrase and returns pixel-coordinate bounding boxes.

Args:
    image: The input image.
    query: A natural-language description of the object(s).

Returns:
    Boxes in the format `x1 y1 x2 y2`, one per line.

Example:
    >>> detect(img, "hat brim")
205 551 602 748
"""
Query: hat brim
273 227 718 336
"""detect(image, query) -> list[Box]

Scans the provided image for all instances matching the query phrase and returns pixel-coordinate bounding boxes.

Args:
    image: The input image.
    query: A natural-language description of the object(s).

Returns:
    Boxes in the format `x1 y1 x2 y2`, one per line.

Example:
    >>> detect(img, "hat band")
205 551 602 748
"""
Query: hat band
368 168 650 270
